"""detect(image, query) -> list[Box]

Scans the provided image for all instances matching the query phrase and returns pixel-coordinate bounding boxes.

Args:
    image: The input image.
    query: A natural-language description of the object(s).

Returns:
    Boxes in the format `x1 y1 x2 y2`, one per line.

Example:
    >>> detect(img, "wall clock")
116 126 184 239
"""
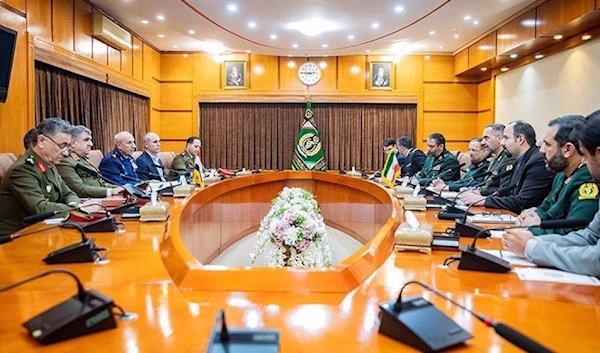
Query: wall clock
298 61 322 86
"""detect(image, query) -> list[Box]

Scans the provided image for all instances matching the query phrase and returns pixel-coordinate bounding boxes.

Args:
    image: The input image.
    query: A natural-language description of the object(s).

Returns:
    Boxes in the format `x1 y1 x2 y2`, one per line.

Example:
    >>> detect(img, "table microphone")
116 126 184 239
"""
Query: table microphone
457 219 588 273
379 280 553 353
75 163 121 187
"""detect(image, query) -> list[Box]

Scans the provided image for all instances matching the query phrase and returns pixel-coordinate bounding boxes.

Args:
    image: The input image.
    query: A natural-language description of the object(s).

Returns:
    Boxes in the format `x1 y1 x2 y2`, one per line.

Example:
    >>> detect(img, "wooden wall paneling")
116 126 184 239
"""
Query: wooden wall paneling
0 7 28 154
337 55 366 90
248 54 278 90
73 0 92 57
52 0 74 51
160 141 183 154
132 37 143 80
192 53 220 91
161 54 193 81
394 55 423 92
454 49 469 75
121 46 133 76
26 0 52 43
1 0 25 13
425 55 459 82
92 37 108 65
497 9 537 55
279 57 307 90
108 46 121 71
160 112 193 140
423 112 479 140
536 0 596 36
469 32 497 68
142 43 160 82
161 83 192 110
308 57 337 91
445 141 470 151
477 111 494 134
477 80 493 112
423 83 478 111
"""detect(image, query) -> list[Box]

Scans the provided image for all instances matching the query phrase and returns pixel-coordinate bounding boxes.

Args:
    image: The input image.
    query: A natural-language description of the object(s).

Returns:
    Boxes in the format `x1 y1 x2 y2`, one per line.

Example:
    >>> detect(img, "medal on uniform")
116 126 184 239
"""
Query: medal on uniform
46 185 52 193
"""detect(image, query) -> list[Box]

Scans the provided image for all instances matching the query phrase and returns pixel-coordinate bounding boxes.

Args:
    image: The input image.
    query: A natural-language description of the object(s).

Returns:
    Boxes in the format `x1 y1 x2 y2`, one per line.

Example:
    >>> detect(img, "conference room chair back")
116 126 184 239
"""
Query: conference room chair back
87 150 104 168
0 153 17 183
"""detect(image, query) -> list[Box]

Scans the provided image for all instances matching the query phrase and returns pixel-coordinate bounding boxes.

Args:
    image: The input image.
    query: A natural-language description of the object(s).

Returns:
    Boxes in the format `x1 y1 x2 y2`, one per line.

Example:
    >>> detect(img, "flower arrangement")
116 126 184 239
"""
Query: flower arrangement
250 187 332 268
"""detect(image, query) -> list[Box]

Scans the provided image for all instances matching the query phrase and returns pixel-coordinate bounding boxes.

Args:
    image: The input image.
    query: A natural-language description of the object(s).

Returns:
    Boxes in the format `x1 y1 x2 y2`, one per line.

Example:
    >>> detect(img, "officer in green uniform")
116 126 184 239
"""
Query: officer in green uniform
479 123 515 196
56 125 121 198
432 138 491 192
170 136 205 179
0 118 82 234
516 115 599 235
415 133 460 186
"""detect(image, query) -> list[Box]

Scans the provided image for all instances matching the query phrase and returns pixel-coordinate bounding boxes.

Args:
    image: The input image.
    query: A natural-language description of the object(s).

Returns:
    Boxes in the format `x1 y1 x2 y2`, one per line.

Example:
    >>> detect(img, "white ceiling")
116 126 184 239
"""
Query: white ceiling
90 0 537 56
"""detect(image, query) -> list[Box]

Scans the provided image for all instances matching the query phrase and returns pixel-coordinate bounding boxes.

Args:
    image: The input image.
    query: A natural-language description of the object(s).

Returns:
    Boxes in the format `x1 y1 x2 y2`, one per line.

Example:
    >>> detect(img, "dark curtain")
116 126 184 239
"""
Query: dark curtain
199 103 416 171
35 61 149 153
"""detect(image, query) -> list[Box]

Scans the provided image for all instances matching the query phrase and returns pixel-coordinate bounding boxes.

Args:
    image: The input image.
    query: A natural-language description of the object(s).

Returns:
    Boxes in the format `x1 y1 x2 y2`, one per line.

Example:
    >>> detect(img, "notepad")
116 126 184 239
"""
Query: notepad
514 267 600 286
467 214 517 224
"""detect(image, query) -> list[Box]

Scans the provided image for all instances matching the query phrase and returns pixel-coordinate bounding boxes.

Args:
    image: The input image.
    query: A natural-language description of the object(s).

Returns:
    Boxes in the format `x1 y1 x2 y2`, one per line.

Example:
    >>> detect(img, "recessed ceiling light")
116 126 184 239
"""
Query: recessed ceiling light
172 45 178 49
157 34 165 38
464 15 471 21
245 49 251 53
480 67 487 71
438 45 444 49
270 34 277 39
454 34 459 39
227 4 237 12
429 30 436 35
348 35 355 40
510 53 518 59
371 23 379 29
395 6 404 12
553 34 563 40
535 53 544 59
156 14 165 21
248 21 256 28
473 20 479 25
288 54 292 57
323 54 328 57
322 44 328 48
292 43 298 48
365 49 371 53
582 33 592 40
286 19 339 37
424 55 431 60
141 20 149 24
188 30 195 35
501 67 509 72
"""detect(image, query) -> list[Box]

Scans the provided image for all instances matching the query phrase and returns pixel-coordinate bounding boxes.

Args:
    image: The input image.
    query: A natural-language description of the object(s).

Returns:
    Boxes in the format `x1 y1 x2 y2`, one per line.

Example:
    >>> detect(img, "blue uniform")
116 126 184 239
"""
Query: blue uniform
99 148 139 185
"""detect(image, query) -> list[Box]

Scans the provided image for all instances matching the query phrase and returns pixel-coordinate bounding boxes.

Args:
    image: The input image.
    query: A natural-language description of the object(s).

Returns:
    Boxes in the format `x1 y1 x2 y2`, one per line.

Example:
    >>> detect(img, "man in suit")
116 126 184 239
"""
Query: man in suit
503 110 600 277
56 125 122 198
171 136 204 179
415 133 460 185
516 115 598 235
369 138 405 180
136 132 166 181
397 136 426 177
480 123 515 196
99 131 139 185
432 137 491 192
0 118 88 234
460 121 555 214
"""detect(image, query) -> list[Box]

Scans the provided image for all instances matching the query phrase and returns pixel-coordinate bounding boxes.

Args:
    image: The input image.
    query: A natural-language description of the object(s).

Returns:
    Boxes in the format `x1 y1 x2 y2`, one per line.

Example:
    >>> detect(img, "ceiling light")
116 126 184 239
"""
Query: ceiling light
270 34 277 39
454 34 459 39
582 33 592 40
390 42 415 55
473 20 479 25
510 53 518 59
480 67 487 71
348 35 355 40
158 34 165 38
286 19 339 37
371 23 379 29
227 4 237 12
424 55 430 60
292 43 298 48
319 61 327 69
323 55 328 57
395 6 404 12
194 40 226 54
172 45 178 49
365 49 371 53
245 49 251 53
438 46 444 49
535 53 544 59
288 54 292 57
188 30 195 35
141 20 149 24
501 67 509 72
429 30 436 35
463 15 471 21
248 21 256 28
322 44 328 48
553 34 563 40
156 14 165 21
287 61 296 68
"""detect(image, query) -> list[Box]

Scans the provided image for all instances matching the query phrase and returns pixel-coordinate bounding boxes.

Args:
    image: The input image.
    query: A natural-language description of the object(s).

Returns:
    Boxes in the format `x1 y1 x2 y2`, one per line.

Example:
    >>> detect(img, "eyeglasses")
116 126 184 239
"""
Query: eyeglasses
43 134 70 151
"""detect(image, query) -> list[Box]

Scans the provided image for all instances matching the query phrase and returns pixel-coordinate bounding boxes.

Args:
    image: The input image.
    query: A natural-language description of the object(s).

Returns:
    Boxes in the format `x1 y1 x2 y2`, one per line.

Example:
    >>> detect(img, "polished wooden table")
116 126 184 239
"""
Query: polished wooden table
0 171 598 352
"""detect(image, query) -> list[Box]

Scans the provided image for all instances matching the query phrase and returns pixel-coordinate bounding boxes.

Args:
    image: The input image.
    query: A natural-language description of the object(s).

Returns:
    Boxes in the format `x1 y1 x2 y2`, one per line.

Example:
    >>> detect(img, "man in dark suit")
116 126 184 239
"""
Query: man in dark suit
136 132 166 181
396 136 426 177
460 121 555 214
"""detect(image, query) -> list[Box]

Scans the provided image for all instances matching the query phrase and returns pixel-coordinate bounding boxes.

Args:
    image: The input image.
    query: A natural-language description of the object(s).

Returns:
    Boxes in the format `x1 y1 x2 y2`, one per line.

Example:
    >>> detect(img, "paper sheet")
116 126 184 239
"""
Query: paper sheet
514 267 600 286
480 250 537 267
489 230 504 239
468 214 517 224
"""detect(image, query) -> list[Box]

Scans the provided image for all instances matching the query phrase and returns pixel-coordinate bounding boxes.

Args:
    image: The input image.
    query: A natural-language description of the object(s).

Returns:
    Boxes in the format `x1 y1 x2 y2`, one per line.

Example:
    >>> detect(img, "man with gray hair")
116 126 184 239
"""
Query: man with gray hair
56 125 123 198
0 118 82 233
99 131 138 185
135 132 166 181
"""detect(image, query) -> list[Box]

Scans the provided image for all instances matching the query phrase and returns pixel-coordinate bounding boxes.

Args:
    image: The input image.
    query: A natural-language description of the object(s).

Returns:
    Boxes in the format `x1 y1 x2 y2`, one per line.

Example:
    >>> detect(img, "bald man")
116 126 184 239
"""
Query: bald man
99 131 139 185
136 132 165 181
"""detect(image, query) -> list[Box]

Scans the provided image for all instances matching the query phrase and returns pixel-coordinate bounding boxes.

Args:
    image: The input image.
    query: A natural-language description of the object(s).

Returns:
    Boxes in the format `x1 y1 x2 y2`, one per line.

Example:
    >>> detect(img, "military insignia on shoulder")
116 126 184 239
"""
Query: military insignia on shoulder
506 164 513 171
71 153 80 161
111 153 117 159
25 155 35 165
579 183 599 200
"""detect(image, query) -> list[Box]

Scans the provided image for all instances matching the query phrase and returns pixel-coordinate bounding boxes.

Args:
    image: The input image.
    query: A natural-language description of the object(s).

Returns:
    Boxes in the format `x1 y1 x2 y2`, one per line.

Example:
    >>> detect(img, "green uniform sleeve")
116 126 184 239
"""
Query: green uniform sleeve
531 190 599 236
56 162 108 198
10 166 76 214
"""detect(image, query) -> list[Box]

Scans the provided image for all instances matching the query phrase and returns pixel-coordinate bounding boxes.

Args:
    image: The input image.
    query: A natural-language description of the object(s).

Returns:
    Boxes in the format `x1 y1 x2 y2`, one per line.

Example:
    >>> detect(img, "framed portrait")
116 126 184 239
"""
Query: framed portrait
223 61 247 89
369 61 393 90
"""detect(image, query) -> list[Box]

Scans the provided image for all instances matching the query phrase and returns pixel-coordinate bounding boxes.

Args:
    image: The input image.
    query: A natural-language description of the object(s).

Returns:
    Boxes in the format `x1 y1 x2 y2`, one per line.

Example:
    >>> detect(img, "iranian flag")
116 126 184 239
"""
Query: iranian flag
381 150 401 187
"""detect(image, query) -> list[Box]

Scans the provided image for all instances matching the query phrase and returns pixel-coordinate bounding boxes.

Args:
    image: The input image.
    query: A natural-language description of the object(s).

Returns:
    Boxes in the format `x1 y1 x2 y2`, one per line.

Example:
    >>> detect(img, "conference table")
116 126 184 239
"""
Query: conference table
0 171 598 352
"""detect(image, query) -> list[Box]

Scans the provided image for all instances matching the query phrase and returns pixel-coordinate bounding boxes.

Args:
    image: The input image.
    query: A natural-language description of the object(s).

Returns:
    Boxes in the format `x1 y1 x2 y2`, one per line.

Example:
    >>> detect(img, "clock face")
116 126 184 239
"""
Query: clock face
298 62 322 86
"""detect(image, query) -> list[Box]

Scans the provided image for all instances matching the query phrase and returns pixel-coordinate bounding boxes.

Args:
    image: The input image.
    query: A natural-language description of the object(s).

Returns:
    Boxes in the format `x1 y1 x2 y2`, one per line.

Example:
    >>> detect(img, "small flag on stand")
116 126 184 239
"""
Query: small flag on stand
381 150 401 188
193 152 205 189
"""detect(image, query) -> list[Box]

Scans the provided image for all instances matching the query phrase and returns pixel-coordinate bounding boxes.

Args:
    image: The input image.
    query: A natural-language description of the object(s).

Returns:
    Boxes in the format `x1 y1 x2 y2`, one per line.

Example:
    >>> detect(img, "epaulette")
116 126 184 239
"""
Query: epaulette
71 152 80 161
25 155 35 166
111 153 117 159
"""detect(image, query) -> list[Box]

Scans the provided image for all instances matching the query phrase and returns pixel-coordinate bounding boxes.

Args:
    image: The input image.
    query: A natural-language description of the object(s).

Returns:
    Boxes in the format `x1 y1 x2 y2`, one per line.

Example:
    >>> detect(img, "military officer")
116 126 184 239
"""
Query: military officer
0 118 87 234
170 136 204 179
432 138 491 192
99 131 139 185
56 125 122 198
415 133 460 186
516 115 598 235
479 123 515 196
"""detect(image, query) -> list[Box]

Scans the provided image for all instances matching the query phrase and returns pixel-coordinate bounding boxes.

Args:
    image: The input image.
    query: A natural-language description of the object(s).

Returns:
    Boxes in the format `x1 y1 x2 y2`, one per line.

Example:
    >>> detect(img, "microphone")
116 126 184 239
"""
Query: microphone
136 169 164 180
457 219 588 273
120 173 144 183
0 223 64 245
206 309 280 353
75 162 122 187
43 222 105 264
0 269 126 344
21 202 118 233
379 280 553 353
492 182 518 197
